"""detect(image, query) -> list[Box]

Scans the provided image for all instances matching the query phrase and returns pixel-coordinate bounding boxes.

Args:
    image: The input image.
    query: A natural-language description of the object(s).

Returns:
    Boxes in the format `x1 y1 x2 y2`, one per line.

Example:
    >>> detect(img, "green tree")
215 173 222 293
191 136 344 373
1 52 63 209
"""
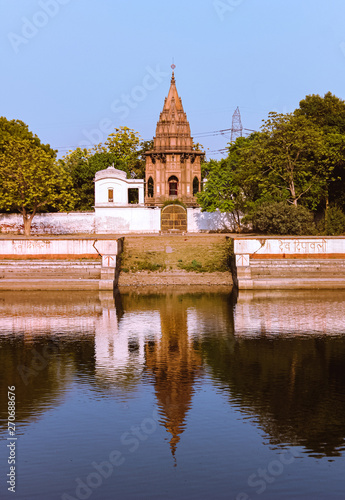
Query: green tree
63 128 153 210
199 94 345 234
0 138 76 235
103 126 144 178
196 158 243 229
296 92 345 134
250 113 328 207
62 148 128 210
227 113 330 214
296 93 345 211
0 116 56 158
136 138 154 179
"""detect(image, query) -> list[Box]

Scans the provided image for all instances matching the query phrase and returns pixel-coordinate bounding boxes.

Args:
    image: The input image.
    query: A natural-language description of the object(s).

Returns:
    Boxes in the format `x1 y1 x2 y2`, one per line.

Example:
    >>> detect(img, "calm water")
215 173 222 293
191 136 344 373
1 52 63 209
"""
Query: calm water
0 288 345 500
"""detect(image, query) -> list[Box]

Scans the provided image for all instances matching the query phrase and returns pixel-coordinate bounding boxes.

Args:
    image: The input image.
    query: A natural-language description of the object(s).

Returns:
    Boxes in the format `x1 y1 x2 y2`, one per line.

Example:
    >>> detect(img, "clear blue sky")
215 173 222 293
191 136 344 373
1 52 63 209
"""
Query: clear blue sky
2 0 345 159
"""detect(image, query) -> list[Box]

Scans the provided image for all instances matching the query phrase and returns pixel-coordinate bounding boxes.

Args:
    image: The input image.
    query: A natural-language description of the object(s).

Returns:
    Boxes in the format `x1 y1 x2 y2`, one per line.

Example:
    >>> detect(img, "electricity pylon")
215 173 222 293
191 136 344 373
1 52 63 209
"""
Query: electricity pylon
230 106 243 143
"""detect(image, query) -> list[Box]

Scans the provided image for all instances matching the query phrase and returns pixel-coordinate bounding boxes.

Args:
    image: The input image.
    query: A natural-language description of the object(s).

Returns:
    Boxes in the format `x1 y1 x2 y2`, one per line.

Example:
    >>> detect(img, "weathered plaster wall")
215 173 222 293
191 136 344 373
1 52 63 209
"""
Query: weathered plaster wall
0 212 96 235
0 208 237 234
187 208 239 232
94 207 161 233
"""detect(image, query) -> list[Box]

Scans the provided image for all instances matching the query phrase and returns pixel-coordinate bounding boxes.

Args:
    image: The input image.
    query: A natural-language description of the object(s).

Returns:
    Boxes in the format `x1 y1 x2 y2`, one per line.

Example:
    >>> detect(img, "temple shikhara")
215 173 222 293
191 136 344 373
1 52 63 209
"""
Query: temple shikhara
92 66 231 234
144 66 204 207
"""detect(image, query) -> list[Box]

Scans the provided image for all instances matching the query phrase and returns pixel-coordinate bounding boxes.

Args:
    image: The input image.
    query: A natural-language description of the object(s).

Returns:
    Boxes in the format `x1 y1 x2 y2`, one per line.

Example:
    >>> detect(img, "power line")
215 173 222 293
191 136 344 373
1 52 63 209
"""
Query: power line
53 125 258 154
193 128 232 138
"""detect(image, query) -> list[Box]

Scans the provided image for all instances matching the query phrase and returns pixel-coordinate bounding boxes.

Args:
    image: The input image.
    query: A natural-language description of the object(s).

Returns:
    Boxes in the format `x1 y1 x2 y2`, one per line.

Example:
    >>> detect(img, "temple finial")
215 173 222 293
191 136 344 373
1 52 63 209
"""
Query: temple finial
171 62 176 82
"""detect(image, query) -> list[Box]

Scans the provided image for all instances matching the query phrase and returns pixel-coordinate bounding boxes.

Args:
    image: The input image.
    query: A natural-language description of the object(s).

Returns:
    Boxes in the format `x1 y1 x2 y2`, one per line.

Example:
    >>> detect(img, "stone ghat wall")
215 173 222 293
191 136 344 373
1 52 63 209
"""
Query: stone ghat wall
0 208 238 234
0 237 122 291
233 237 345 289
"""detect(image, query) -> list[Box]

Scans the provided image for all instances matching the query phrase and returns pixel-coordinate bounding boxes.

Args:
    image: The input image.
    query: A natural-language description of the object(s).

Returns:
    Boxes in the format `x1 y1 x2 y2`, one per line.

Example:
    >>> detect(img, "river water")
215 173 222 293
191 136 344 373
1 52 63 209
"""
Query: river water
0 288 344 500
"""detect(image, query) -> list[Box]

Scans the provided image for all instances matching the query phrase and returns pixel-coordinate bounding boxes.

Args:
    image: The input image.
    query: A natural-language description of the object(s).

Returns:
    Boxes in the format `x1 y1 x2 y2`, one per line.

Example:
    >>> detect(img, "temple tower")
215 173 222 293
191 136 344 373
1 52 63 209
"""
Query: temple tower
145 66 204 207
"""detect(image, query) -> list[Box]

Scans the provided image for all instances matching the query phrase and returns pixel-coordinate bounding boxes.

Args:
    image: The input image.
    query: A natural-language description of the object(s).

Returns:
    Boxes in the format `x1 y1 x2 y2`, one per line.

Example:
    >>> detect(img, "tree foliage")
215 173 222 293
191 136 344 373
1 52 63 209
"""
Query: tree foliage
296 92 345 134
62 127 152 210
318 205 345 236
0 116 56 158
247 202 315 235
236 112 328 209
199 93 345 234
197 159 240 210
0 137 76 235
61 148 128 211
296 93 345 211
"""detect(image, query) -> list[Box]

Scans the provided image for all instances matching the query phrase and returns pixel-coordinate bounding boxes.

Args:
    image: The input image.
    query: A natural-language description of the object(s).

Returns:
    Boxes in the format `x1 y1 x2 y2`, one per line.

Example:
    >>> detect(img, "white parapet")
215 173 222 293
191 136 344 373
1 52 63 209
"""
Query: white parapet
233 237 345 289
233 237 339 258
0 237 122 290
0 238 123 259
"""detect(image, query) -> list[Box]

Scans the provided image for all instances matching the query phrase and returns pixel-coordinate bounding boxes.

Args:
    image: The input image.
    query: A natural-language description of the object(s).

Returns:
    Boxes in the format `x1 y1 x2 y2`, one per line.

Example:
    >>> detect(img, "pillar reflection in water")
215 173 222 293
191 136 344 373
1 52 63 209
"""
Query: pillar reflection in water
94 291 162 392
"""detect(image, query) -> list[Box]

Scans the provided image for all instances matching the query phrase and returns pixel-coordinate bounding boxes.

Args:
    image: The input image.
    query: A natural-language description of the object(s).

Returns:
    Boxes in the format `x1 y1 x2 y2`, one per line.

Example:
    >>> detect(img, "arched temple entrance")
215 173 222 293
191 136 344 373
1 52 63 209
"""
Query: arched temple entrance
161 204 187 233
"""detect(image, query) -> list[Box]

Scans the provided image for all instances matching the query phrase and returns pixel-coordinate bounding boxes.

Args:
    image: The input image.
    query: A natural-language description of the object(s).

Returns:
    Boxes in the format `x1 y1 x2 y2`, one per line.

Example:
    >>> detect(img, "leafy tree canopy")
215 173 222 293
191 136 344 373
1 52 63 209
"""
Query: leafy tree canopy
199 103 342 219
0 137 76 235
0 116 56 158
62 127 153 210
248 112 328 208
295 93 345 210
296 92 345 134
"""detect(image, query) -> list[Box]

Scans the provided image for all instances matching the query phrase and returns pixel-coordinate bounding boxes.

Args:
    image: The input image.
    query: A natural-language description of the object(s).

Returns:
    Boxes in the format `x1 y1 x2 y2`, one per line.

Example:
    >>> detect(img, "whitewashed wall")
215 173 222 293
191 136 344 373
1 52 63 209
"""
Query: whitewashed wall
187 208 239 232
0 208 236 234
95 207 161 233
0 212 96 235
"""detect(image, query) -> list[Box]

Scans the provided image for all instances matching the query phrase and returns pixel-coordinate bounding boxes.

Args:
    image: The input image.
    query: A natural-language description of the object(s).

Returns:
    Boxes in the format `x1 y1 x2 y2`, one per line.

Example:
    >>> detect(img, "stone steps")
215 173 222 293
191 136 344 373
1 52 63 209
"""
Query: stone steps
0 260 101 280
0 279 100 290
238 259 345 289
250 260 345 277
240 277 345 290
118 270 233 286
0 260 104 289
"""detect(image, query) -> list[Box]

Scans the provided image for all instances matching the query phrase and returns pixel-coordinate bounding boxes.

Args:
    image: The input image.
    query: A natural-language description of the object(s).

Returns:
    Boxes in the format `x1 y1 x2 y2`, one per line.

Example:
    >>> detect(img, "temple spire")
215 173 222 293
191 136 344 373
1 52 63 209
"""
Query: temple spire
152 65 193 151
144 65 203 208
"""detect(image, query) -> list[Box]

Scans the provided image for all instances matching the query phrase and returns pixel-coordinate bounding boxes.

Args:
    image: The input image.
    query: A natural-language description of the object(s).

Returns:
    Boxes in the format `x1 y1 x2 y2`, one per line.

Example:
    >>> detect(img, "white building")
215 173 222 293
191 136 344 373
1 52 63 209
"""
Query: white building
94 165 144 207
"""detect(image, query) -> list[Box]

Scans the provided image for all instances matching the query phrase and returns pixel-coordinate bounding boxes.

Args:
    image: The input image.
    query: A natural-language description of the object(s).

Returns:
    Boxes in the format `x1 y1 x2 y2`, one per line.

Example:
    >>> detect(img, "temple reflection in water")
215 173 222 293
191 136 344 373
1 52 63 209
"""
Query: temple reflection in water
0 289 345 460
